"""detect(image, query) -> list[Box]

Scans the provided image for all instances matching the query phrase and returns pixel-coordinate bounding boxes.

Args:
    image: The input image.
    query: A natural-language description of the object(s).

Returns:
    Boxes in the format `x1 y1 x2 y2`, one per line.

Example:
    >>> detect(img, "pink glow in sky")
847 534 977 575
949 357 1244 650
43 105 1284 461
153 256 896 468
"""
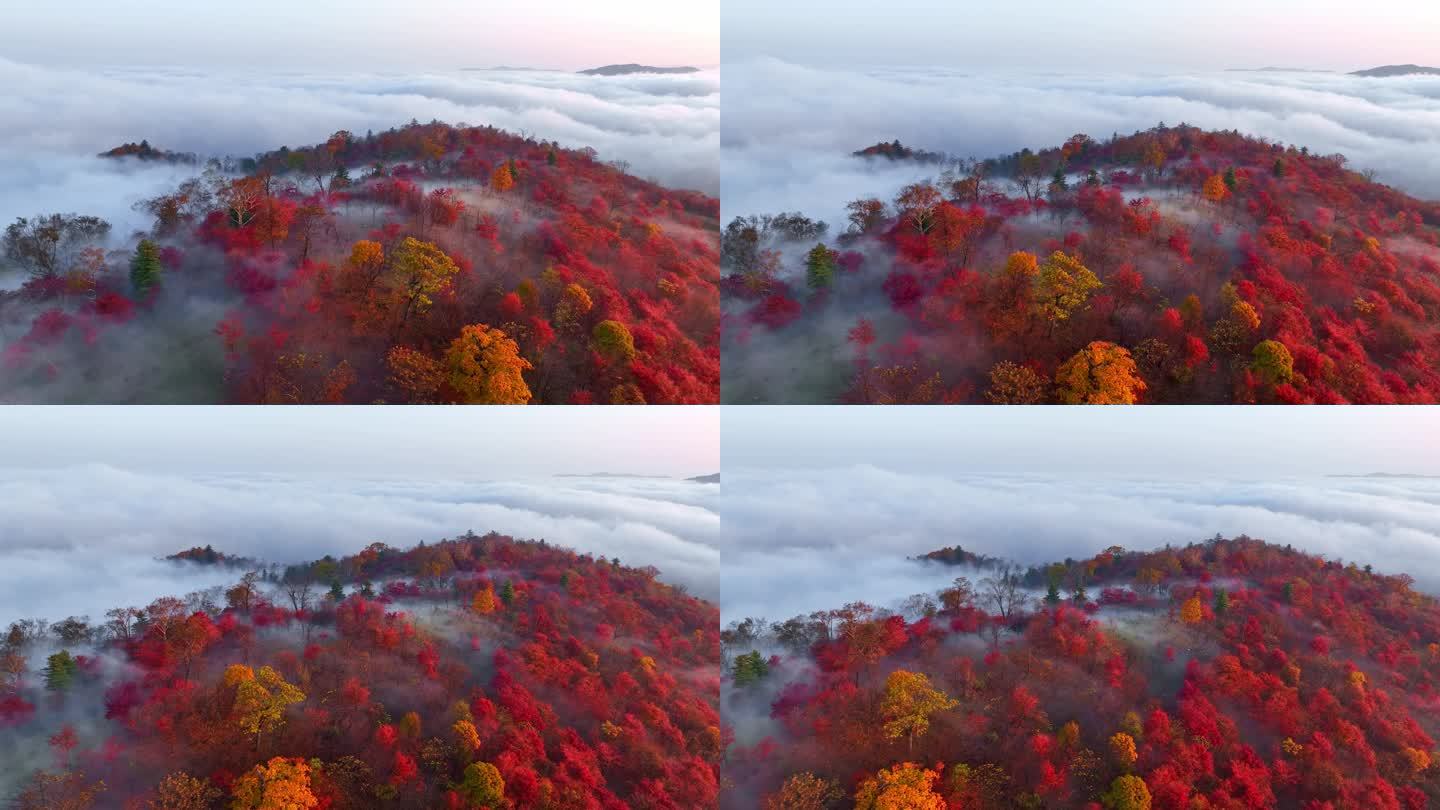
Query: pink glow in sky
1 0 719 70
724 0 1439 70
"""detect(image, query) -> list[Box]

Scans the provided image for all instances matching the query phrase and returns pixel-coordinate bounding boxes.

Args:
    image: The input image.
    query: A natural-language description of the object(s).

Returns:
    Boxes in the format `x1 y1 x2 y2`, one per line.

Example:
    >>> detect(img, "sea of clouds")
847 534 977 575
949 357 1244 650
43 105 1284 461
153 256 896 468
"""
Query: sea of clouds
722 59 1440 229
0 58 718 264
721 465 1440 622
0 465 720 627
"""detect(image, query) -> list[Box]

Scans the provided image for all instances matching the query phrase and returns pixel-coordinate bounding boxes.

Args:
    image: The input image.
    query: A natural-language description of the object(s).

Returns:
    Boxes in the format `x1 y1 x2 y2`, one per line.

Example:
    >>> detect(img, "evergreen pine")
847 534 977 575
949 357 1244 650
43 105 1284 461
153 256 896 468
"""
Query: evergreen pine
45 650 77 692
805 243 836 290
130 239 162 297
732 650 770 686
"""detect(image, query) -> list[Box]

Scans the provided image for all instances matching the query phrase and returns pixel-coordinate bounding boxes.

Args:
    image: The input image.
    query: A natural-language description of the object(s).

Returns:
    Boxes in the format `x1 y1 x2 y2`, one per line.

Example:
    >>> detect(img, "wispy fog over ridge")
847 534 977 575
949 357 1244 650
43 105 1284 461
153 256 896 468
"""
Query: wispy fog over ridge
0 465 720 628
720 408 1440 622
722 60 1440 227
721 467 1440 622
0 58 719 234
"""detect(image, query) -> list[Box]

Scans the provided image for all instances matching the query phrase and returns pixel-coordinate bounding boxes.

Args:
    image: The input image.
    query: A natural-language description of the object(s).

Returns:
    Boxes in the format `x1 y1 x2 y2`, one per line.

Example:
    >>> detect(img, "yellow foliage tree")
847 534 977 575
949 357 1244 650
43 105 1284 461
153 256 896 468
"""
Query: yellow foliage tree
490 163 515 192
1121 711 1143 738
609 383 646 404
1401 747 1431 775
1250 340 1295 386
346 239 385 284
223 664 255 689
1055 341 1146 404
385 346 443 404
1110 732 1138 770
985 360 1048 404
853 763 945 810
879 670 959 753
472 587 497 614
1056 720 1081 751
1232 300 1261 332
554 283 594 333
452 719 482 758
764 772 844 810
456 762 505 808
150 772 219 810
230 757 317 810
1143 141 1166 175
1202 174 1229 202
591 320 637 363
387 237 460 322
443 324 534 404
1101 774 1151 810
1034 251 1102 325
1003 250 1040 279
1179 597 1204 625
229 665 305 749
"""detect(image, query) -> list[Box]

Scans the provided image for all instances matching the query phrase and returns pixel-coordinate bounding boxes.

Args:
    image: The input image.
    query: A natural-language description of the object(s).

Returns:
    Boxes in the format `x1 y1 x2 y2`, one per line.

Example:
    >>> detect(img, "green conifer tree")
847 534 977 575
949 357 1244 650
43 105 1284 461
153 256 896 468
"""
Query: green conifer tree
130 239 162 297
805 243 836 290
731 650 770 686
45 650 77 692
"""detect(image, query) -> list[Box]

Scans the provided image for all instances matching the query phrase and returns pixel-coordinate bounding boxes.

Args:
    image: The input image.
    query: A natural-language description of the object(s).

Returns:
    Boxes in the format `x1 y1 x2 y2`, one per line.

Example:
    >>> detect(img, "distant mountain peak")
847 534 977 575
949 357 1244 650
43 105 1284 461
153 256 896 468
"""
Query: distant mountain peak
1350 64 1440 77
98 140 199 164
852 139 946 163
578 64 700 76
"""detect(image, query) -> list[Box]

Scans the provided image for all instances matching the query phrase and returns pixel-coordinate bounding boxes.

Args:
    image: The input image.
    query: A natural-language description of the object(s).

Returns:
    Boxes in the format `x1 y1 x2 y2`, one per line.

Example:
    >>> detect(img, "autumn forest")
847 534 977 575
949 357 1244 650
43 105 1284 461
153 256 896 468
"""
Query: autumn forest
721 126 1440 404
2 122 719 403
6 5 1440 807
723 536 1440 809
1 533 720 808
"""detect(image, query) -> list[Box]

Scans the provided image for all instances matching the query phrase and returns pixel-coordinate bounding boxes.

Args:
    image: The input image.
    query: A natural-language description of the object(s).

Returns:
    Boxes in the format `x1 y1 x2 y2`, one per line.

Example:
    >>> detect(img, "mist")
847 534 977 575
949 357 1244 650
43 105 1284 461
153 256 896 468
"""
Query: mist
720 465 1440 622
0 57 719 237
0 464 720 628
721 60 1440 229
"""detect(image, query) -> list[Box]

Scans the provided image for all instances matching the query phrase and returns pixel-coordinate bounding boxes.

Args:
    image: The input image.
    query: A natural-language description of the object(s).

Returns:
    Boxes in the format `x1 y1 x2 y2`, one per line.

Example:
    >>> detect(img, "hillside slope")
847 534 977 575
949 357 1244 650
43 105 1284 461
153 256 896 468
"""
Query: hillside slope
722 536 1440 808
2 532 720 808
721 125 1440 404
2 121 720 404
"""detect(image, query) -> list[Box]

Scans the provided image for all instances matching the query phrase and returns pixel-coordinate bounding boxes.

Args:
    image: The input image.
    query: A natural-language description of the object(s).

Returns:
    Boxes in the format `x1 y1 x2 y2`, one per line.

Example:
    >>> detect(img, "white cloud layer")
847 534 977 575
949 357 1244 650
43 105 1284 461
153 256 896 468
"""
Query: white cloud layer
721 466 1440 622
722 60 1440 228
0 59 718 238
0 466 719 627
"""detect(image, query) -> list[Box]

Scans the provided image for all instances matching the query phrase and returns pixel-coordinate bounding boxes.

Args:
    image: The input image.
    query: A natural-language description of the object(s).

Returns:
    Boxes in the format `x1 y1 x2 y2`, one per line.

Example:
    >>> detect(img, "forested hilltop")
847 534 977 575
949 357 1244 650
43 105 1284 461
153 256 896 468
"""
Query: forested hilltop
723 536 1440 808
2 121 719 404
2 532 720 808
722 125 1440 404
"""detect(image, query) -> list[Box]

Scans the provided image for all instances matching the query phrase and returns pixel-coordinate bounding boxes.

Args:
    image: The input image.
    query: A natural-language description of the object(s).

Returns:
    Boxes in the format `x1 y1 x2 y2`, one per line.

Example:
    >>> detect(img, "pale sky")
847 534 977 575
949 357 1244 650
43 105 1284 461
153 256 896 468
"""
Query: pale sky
0 0 718 70
1 407 719 478
724 407 1440 478
724 0 1440 71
